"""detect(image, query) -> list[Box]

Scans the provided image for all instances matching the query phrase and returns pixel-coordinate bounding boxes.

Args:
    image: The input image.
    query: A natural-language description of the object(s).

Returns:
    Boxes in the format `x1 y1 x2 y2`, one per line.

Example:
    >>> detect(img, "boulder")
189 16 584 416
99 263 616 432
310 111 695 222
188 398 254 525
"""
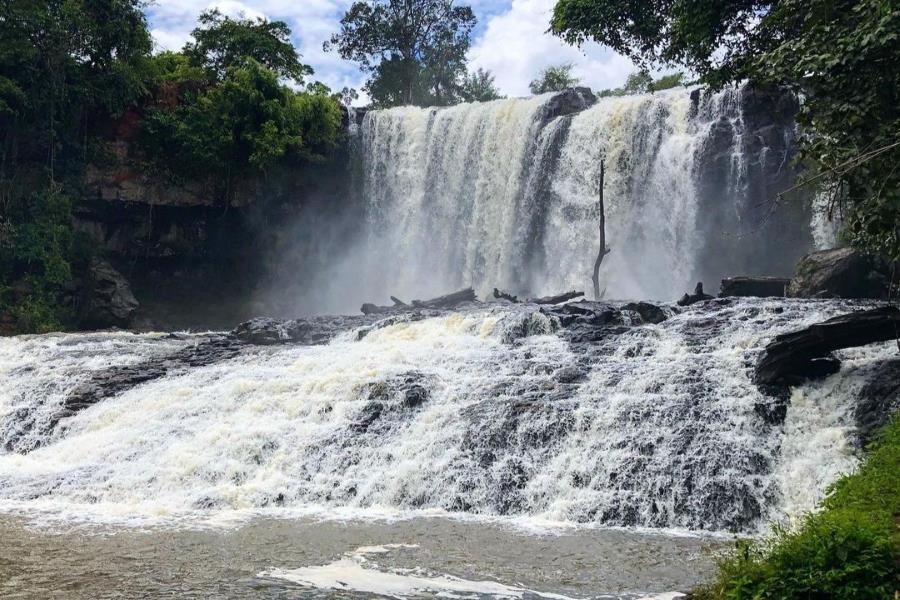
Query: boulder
720 277 790 298
622 301 668 324
787 247 892 299
855 359 900 446
78 258 139 328
755 306 900 388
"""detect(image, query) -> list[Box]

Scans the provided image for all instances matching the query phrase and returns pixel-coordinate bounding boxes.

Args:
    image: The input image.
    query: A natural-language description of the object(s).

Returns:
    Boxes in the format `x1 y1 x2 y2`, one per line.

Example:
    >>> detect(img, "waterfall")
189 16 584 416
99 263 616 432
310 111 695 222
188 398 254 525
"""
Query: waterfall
356 86 812 304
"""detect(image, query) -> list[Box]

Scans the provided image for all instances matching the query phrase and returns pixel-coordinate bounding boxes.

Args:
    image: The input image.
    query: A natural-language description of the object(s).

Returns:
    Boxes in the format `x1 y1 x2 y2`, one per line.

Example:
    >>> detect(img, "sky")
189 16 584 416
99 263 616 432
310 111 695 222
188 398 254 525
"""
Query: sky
145 0 638 104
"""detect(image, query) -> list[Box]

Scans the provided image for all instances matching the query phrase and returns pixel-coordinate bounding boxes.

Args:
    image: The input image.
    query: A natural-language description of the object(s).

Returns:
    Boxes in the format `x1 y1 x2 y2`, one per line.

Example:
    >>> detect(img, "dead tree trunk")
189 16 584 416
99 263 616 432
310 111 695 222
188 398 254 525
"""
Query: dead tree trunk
592 159 611 300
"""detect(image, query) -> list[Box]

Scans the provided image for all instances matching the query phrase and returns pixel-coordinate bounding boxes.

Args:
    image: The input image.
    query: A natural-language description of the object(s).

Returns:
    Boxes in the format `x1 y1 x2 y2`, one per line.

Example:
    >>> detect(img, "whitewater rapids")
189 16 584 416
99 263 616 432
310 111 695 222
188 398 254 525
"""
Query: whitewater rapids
0 298 890 532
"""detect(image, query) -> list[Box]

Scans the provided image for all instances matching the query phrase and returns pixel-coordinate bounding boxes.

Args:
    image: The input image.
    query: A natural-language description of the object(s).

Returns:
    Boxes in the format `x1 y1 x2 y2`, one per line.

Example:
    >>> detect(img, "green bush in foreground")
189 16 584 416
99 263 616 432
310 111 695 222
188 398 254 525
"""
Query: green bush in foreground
695 416 900 599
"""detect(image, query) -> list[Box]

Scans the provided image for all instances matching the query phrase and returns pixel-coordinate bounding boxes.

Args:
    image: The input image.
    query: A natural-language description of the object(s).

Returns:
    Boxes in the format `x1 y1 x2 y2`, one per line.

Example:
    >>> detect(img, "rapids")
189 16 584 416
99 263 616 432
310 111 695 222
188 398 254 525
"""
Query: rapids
0 298 891 532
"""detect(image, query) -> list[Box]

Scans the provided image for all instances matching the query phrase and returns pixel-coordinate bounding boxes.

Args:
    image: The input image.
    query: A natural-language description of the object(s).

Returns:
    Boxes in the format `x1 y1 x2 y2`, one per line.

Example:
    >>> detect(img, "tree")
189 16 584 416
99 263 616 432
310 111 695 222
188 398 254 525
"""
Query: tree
592 159 611 300
551 0 900 259
460 68 504 102
529 63 580 95
325 0 477 107
185 9 313 84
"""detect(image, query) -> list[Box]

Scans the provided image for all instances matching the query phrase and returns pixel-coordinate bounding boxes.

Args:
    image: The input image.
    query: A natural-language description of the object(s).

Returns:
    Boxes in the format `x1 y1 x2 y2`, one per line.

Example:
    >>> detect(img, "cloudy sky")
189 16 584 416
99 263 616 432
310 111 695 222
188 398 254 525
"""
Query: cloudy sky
145 0 637 103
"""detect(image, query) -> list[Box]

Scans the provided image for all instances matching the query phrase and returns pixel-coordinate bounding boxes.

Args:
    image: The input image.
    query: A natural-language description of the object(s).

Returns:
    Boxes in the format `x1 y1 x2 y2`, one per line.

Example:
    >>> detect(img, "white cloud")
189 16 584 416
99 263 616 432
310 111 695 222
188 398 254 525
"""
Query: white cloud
468 0 635 96
145 0 636 105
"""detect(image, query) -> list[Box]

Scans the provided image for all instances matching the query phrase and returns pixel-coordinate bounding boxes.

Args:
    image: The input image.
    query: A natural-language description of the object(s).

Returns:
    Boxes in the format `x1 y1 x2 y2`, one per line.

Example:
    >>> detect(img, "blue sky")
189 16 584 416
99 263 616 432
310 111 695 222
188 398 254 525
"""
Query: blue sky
145 0 637 103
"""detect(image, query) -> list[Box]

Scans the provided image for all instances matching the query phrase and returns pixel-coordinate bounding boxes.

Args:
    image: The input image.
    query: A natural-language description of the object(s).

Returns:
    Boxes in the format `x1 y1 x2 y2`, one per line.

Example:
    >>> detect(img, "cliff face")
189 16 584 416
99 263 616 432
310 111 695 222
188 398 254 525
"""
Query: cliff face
74 116 355 330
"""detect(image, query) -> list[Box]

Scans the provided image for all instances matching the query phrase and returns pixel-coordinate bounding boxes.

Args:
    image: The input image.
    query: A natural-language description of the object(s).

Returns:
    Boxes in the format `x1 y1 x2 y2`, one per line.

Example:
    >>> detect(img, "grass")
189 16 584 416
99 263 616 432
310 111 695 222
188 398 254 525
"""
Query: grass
693 415 900 599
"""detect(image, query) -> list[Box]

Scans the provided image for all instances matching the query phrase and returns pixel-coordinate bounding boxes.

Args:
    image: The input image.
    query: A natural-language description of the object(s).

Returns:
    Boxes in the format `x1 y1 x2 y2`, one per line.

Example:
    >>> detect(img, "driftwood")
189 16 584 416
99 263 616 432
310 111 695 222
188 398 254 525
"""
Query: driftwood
755 306 900 386
493 288 520 303
528 290 585 305
592 159 611 300
361 288 477 315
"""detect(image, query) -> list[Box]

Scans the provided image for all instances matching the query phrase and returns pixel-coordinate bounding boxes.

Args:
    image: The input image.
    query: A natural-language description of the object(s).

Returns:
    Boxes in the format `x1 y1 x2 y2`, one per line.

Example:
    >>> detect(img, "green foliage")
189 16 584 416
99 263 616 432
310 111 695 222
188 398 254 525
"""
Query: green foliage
141 59 342 185
550 0 900 259
460 68 505 103
529 63 580 94
598 71 685 97
694 416 900 599
325 0 478 107
184 9 313 84
0 186 75 333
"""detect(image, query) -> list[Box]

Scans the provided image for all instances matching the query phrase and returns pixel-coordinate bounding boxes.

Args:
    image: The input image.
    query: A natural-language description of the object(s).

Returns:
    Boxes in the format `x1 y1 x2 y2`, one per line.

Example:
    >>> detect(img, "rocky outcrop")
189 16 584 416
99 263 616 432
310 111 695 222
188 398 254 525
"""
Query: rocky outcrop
622 301 669 324
755 306 900 388
677 282 715 306
77 258 139 329
855 359 900 446
787 247 893 299
537 87 597 123
720 276 789 298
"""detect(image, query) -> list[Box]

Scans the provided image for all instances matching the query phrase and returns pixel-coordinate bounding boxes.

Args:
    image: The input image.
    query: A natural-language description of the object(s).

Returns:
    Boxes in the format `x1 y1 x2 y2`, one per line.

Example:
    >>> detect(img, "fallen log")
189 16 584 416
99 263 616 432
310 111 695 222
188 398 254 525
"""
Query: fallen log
361 288 477 315
755 306 900 387
493 288 520 303
410 287 477 309
528 290 585 305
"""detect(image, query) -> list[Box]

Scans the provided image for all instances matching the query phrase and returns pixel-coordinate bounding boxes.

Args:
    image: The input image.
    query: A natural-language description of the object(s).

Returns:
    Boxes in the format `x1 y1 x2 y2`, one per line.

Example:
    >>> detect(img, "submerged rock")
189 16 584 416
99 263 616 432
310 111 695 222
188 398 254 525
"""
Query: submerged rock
787 247 893 299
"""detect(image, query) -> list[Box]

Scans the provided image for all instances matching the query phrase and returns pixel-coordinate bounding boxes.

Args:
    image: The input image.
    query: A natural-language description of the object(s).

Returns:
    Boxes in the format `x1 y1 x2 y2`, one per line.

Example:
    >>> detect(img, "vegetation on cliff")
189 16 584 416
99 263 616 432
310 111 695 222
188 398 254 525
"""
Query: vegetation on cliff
694 415 899 599
550 0 900 261
0 2 343 333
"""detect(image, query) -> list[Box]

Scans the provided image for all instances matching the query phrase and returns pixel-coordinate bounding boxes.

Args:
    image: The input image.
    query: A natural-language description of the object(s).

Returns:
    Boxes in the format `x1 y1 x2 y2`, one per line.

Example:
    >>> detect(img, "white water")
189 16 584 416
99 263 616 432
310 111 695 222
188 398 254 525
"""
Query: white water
0 299 889 532
354 87 809 304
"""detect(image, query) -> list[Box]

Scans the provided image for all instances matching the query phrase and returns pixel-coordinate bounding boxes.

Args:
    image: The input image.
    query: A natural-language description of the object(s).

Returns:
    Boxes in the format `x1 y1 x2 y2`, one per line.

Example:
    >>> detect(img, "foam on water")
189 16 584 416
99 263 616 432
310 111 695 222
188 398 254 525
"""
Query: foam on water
0 299 892 533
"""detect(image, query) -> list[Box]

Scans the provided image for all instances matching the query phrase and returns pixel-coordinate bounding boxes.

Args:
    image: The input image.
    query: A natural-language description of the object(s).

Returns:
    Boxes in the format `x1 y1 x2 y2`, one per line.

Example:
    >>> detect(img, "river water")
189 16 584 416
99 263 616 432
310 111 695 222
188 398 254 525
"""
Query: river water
0 514 723 599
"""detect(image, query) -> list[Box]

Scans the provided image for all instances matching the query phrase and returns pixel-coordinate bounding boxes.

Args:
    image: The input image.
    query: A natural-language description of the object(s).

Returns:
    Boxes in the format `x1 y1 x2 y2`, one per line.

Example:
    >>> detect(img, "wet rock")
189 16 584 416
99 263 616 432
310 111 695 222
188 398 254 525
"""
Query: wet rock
3 335 243 453
787 247 893 299
855 358 900 446
622 301 668 324
77 258 139 328
554 366 587 384
755 306 900 388
538 87 596 123
677 282 714 307
720 276 790 298
233 315 368 345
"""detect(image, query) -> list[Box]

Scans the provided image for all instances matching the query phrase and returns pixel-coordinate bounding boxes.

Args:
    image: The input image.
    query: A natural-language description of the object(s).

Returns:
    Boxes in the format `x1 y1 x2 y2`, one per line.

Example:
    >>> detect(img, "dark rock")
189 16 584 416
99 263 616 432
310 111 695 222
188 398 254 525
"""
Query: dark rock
720 276 790 298
677 282 714 306
554 366 587 384
77 258 139 328
233 316 367 345
787 247 893 299
538 87 596 123
622 301 668 324
855 358 900 446
755 306 900 388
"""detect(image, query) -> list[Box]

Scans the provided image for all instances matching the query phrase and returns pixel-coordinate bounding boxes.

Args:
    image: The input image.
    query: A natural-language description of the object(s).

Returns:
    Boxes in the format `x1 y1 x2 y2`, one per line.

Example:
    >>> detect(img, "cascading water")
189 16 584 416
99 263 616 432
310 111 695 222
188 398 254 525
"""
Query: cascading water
355 86 812 304
0 299 890 533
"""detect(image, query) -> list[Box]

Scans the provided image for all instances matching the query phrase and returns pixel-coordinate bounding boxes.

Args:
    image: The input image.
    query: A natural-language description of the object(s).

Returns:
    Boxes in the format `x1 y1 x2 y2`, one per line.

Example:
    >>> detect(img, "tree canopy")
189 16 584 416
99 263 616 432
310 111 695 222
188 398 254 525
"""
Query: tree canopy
528 63 580 95
184 9 313 84
551 0 900 259
1 2 343 333
325 0 488 107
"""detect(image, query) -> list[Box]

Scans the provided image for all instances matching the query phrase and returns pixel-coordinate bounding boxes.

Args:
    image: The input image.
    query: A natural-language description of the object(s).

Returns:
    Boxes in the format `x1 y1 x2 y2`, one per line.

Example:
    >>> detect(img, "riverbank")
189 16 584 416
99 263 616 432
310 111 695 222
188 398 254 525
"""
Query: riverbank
694 414 899 598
